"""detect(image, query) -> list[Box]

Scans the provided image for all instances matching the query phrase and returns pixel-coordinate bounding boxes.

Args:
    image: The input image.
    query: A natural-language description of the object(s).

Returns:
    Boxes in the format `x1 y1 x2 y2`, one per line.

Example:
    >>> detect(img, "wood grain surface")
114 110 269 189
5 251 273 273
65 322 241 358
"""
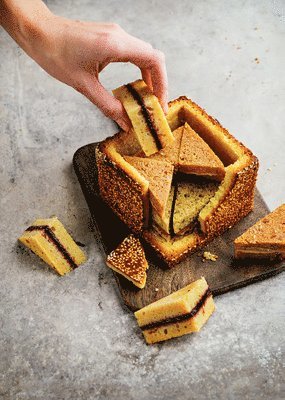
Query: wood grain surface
73 143 285 311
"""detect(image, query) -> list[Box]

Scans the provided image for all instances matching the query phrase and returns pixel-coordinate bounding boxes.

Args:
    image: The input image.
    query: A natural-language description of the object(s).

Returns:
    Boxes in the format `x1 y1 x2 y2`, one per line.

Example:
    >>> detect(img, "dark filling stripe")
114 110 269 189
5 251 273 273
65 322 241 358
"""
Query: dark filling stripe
141 288 211 331
169 180 178 237
125 83 162 150
26 225 78 269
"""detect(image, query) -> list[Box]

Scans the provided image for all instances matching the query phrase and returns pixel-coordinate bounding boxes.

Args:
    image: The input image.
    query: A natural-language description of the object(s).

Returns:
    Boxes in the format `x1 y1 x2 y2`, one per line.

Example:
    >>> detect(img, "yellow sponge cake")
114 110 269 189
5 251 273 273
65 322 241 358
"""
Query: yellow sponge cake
19 217 86 275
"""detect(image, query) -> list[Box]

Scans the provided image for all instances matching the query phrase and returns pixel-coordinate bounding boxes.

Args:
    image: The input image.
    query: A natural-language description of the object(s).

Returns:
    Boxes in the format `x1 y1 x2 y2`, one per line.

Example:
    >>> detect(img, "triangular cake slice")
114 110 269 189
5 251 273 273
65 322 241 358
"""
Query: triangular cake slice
113 80 174 156
178 123 225 181
134 277 215 344
124 156 174 218
106 234 149 289
151 125 184 167
173 180 219 235
234 204 285 260
152 186 175 235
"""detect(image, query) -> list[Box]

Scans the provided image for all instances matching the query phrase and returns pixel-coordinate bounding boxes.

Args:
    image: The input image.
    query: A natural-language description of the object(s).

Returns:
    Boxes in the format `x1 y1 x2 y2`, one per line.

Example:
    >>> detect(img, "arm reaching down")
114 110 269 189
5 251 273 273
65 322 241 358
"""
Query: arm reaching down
0 0 168 130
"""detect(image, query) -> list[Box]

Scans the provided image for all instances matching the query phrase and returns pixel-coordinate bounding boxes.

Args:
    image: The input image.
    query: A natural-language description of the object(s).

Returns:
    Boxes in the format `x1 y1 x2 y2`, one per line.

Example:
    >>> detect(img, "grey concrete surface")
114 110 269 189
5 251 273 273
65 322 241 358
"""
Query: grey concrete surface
0 1 284 399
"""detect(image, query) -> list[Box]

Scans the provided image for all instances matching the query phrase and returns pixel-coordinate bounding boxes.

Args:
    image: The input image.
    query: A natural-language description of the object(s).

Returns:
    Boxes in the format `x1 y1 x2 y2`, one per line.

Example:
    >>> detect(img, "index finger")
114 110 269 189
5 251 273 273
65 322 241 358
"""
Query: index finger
115 36 168 112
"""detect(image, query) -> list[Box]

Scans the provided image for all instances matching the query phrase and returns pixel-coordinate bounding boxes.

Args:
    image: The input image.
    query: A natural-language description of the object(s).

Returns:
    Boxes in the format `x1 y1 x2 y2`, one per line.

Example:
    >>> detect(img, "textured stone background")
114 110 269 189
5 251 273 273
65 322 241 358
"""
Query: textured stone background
0 1 284 399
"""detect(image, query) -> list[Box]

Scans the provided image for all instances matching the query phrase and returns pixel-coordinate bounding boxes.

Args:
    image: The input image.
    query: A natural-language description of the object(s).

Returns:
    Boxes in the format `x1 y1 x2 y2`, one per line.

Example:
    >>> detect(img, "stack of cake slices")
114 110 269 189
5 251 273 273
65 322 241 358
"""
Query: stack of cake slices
124 121 224 239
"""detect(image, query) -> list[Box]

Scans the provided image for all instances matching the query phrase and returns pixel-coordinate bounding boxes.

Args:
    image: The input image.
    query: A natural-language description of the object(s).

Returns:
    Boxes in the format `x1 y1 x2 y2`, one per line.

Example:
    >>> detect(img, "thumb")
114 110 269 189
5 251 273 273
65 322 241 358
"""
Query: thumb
76 76 131 131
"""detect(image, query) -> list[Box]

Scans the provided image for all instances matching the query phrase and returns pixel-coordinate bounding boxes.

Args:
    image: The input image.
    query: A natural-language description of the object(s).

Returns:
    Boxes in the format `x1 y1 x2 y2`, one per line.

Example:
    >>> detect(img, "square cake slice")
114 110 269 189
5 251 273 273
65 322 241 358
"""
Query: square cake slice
134 277 215 344
179 123 225 181
19 217 86 275
113 80 174 156
234 204 285 260
106 234 149 289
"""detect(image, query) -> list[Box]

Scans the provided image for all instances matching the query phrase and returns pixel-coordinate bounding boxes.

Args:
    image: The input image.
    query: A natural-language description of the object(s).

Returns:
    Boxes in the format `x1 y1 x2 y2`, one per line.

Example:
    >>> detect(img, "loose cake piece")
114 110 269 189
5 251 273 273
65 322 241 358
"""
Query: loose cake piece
152 186 175 236
151 125 184 167
106 234 149 289
234 204 285 260
113 80 174 156
179 123 225 181
124 156 174 218
134 277 215 344
19 217 86 275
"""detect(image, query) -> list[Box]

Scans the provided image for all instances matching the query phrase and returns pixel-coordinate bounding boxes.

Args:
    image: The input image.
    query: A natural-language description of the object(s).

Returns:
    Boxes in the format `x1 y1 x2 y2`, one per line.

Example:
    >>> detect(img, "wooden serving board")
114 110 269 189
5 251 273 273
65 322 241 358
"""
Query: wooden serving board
73 143 285 311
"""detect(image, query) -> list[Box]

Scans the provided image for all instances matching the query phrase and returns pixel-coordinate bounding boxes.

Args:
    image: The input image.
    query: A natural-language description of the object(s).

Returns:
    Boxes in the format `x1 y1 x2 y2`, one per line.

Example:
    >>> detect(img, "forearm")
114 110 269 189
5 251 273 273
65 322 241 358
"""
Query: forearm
0 0 53 56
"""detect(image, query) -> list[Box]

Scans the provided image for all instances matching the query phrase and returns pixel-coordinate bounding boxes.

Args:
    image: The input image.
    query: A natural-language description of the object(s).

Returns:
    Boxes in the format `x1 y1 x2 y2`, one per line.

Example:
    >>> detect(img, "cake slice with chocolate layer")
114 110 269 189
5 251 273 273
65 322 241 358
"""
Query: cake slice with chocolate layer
234 204 285 260
113 80 174 156
124 156 174 218
151 125 184 167
179 123 225 181
19 217 86 275
134 277 215 344
106 234 149 289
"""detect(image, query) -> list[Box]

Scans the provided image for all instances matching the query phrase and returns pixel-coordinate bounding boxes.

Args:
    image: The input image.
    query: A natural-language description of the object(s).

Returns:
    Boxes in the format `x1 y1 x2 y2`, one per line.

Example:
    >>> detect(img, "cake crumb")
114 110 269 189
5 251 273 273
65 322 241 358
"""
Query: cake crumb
203 251 218 262
155 288 159 292
254 57 260 64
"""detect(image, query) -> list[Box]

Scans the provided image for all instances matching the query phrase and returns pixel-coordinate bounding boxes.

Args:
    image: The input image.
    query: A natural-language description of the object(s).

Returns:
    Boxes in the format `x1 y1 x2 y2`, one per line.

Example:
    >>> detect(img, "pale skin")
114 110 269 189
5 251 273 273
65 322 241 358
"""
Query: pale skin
0 0 168 130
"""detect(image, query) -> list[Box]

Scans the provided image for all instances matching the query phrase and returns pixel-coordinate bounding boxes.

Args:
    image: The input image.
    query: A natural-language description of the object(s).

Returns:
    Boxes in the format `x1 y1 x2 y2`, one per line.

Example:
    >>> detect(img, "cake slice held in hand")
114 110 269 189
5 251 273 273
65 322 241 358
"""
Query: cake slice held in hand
106 234 149 289
134 277 215 344
124 156 174 219
19 217 86 276
179 123 225 181
234 204 285 260
113 79 174 156
151 125 184 167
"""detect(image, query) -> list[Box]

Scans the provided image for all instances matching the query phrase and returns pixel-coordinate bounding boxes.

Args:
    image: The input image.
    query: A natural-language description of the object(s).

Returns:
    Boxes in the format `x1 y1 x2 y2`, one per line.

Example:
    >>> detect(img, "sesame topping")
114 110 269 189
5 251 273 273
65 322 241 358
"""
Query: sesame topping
106 234 148 284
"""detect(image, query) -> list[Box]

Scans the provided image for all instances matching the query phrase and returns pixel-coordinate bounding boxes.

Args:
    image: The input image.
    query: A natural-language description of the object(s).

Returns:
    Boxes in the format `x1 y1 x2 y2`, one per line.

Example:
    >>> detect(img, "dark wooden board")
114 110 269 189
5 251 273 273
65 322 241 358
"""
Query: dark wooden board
73 143 285 311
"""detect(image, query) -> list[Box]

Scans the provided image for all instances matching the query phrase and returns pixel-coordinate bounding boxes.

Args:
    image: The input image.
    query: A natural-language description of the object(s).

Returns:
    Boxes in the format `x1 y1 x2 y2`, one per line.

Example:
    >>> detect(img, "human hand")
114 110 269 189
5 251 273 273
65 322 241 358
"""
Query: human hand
0 1 168 130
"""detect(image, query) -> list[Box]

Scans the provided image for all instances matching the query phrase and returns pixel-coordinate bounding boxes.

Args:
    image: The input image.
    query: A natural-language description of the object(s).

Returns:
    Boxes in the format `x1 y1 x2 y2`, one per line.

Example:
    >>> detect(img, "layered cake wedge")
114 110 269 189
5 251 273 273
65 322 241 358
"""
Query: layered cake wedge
124 156 174 218
113 80 174 156
106 234 149 289
134 277 215 344
179 123 225 181
234 204 285 260
19 217 86 275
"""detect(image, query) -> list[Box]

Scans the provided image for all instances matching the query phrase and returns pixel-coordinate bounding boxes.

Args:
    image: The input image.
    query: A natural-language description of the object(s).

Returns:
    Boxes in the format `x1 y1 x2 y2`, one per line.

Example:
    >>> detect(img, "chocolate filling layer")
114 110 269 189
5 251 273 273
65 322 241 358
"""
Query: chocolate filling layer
141 287 211 331
169 180 178 237
26 225 78 269
126 83 162 150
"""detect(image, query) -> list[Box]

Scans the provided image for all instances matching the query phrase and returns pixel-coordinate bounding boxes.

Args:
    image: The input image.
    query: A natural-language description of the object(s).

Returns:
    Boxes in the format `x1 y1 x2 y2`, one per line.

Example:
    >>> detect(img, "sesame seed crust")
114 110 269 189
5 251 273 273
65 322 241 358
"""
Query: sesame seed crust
97 96 259 267
106 234 148 287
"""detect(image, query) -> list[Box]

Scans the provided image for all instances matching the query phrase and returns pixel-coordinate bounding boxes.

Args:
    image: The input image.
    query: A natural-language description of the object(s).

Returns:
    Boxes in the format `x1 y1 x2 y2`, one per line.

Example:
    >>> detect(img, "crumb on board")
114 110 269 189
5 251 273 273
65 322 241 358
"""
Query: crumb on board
203 251 218 262
154 288 159 292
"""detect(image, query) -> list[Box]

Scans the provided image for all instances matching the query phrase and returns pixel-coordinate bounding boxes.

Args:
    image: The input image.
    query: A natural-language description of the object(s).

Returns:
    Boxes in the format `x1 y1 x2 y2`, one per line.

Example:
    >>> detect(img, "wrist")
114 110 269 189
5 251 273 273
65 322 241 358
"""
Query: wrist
0 0 54 56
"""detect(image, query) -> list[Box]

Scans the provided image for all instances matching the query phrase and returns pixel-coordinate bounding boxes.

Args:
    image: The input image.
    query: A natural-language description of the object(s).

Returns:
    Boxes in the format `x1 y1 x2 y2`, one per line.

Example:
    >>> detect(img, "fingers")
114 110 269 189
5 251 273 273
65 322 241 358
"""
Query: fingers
141 68 153 91
76 75 131 131
115 34 168 113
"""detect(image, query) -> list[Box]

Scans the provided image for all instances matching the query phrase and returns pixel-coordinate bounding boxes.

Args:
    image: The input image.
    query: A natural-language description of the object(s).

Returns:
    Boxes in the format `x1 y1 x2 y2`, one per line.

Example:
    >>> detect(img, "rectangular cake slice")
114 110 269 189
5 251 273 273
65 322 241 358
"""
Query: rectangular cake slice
19 217 86 275
134 277 215 344
234 204 285 259
179 123 225 181
124 156 174 218
113 80 174 156
106 234 149 289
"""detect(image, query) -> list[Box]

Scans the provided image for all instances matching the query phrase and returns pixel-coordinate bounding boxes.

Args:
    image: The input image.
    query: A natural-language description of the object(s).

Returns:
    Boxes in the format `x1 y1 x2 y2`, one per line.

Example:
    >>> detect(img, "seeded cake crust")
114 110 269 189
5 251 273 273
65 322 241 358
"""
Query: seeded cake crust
96 96 259 266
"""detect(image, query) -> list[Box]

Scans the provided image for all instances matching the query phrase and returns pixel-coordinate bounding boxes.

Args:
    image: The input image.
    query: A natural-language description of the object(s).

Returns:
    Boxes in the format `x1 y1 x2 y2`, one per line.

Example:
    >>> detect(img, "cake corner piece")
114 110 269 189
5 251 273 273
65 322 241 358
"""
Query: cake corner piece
106 234 149 289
